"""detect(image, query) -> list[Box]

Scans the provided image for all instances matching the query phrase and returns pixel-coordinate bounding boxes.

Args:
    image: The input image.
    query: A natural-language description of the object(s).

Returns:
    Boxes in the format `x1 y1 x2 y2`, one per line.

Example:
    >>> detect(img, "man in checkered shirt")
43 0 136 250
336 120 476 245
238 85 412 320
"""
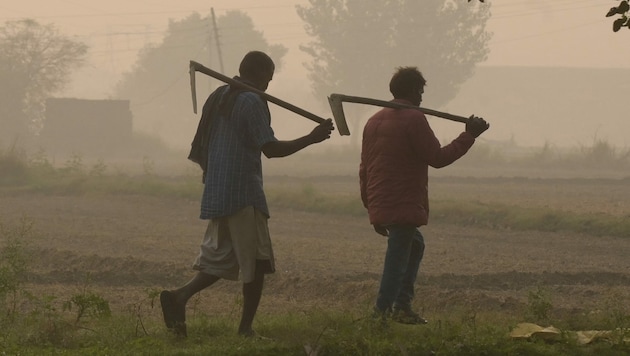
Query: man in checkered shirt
160 51 334 338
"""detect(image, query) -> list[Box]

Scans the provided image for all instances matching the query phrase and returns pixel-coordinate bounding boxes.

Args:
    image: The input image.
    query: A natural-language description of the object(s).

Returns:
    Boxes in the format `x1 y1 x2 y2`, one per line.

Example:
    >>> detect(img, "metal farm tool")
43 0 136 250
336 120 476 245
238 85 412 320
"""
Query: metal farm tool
189 60 350 136
327 93 470 136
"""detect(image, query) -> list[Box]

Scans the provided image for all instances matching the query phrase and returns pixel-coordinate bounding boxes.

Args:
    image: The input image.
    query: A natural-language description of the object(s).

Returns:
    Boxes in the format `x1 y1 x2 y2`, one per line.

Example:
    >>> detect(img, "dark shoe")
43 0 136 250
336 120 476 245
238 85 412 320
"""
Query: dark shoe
392 308 428 325
371 306 389 320
370 306 391 328
160 290 187 337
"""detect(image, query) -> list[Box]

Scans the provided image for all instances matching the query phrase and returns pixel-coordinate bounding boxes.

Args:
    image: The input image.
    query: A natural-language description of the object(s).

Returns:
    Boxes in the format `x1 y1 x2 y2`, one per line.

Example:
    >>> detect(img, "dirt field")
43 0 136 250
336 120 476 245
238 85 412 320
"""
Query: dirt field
2 173 630 326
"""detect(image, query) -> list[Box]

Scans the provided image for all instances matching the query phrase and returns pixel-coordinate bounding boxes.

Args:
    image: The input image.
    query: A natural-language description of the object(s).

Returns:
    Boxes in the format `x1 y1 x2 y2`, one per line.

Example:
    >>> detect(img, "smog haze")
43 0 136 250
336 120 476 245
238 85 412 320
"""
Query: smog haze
2 0 629 150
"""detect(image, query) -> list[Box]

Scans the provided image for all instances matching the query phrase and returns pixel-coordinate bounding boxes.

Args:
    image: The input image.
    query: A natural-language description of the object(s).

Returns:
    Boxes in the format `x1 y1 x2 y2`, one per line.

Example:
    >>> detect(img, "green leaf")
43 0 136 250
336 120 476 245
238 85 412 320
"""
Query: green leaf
607 7 618 17
619 1 630 14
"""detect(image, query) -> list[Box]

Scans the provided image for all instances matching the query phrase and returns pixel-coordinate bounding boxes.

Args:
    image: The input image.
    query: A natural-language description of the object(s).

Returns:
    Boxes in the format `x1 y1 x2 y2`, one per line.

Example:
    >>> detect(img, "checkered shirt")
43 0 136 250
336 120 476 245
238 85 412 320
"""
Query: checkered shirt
200 91 277 219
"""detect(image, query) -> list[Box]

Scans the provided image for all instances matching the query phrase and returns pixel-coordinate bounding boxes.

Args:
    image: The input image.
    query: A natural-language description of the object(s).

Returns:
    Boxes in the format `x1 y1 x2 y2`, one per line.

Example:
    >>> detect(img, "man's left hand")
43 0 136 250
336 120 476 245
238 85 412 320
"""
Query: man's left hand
373 224 388 236
465 115 490 138
309 118 334 144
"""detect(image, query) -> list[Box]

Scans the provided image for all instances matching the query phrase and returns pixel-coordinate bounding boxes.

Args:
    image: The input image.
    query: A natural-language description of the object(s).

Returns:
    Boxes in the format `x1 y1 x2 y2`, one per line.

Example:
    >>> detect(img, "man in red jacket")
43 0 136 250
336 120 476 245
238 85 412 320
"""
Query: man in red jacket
360 66 489 324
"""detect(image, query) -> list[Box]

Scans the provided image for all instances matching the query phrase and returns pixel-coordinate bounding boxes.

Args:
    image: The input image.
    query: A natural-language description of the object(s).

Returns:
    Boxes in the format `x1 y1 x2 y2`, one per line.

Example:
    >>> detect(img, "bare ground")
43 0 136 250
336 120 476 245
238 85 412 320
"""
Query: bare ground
2 179 630 323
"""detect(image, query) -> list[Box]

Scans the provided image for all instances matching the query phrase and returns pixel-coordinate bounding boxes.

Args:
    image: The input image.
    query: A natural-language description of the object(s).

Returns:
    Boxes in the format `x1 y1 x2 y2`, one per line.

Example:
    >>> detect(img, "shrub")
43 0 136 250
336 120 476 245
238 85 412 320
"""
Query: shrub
0 144 29 185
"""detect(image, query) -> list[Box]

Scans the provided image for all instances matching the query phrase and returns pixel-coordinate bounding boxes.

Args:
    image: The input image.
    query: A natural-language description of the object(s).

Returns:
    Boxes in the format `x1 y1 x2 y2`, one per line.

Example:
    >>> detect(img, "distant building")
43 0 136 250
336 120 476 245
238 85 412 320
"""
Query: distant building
40 98 132 156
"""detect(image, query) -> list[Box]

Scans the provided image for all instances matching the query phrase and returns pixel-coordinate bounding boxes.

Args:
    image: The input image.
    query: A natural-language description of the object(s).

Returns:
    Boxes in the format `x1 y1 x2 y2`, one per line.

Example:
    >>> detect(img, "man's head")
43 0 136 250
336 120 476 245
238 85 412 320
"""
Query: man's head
389 66 426 106
239 51 275 91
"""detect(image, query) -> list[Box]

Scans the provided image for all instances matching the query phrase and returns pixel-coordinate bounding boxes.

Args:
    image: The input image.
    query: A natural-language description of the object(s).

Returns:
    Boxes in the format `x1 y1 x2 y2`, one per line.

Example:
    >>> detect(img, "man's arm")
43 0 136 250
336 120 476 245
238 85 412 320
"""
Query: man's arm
262 119 334 158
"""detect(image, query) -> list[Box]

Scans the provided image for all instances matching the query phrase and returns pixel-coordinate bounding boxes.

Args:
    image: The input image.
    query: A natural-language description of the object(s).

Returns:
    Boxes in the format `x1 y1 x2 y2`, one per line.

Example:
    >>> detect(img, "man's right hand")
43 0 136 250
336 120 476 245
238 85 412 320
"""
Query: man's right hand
465 115 490 138
309 118 334 144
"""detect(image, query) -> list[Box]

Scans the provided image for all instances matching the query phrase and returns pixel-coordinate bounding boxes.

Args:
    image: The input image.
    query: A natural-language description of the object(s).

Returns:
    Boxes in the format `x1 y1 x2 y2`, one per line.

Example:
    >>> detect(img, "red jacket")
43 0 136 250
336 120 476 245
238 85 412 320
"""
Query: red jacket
359 99 475 227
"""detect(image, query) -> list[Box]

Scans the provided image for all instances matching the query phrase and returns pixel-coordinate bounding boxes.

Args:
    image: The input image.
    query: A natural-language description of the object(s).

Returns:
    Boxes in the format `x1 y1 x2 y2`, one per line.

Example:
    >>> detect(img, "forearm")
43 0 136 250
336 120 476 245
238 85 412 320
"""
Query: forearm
426 132 475 168
262 135 315 158
263 119 333 158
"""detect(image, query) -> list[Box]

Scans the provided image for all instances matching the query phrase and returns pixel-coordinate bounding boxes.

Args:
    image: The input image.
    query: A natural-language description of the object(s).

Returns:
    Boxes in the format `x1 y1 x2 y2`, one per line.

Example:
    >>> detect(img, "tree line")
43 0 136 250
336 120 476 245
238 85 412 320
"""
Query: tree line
0 1 624 149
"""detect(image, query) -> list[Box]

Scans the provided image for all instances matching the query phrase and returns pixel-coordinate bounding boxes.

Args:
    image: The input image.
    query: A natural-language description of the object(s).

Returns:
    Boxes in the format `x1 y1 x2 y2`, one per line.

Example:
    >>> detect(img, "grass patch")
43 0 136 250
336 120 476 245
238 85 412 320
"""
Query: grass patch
266 187 630 239
266 183 365 216
2 303 629 355
431 200 630 238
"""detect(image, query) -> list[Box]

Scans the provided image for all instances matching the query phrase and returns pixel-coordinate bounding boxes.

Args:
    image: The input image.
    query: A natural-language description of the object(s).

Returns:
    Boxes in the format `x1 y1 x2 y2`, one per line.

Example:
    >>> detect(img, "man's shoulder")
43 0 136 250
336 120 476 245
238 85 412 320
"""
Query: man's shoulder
233 92 269 119
367 107 427 124
201 85 228 109
207 85 229 100
236 91 264 104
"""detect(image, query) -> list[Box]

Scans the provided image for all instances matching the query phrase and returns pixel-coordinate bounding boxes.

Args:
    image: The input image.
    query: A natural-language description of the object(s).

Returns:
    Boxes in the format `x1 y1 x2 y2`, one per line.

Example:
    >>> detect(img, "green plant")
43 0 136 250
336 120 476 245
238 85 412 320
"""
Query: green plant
62 275 111 323
31 294 61 324
28 147 52 167
63 292 111 323
62 152 84 175
90 158 108 176
127 288 160 337
142 156 155 176
599 288 630 333
526 286 553 323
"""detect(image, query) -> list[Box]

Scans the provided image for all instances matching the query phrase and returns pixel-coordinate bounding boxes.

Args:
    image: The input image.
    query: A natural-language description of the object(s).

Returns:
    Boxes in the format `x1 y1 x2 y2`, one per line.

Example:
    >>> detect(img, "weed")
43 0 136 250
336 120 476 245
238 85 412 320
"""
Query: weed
90 158 108 176
126 287 161 336
63 292 111 323
142 156 155 176
62 274 111 323
599 288 630 333
62 152 84 174
526 286 553 323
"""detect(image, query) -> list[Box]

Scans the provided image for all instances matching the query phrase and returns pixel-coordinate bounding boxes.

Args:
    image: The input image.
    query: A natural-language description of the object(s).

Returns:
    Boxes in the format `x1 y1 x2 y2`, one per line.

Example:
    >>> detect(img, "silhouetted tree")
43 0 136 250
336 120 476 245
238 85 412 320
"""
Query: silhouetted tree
0 19 88 145
468 0 628 33
606 1 630 31
114 11 287 148
297 0 491 140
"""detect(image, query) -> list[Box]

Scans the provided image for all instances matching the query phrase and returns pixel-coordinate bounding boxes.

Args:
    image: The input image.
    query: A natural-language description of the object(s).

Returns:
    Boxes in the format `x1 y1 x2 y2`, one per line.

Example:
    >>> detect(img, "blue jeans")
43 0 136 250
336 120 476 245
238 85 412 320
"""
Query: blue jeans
375 225 425 312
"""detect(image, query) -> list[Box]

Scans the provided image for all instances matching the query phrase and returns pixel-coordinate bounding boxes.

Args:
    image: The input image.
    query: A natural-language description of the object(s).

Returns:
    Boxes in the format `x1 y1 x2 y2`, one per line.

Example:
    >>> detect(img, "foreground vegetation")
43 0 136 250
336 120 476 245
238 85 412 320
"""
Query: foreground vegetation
1 217 629 355
1 144 629 354
2 309 629 355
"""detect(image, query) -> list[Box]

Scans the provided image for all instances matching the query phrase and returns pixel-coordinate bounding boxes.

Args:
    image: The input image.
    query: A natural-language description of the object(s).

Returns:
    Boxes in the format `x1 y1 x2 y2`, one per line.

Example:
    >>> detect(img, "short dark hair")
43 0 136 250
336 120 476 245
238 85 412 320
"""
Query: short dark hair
239 51 275 78
389 66 426 98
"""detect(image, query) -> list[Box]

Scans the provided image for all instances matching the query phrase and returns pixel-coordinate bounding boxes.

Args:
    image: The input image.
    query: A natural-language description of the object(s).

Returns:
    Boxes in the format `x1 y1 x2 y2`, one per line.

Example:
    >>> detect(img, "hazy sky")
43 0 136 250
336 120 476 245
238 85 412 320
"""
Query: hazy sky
1 0 625 98
2 1 628 149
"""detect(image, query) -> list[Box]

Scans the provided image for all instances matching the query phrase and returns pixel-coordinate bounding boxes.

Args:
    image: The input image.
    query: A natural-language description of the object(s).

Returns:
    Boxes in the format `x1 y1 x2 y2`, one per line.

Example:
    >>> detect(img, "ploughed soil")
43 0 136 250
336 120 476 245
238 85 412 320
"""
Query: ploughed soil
2 175 630 325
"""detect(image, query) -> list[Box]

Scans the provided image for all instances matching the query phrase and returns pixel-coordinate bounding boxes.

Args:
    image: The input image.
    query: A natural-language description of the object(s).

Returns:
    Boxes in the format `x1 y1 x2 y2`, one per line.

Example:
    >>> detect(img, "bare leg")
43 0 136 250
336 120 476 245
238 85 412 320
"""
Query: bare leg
161 272 219 337
173 271 220 305
238 265 265 336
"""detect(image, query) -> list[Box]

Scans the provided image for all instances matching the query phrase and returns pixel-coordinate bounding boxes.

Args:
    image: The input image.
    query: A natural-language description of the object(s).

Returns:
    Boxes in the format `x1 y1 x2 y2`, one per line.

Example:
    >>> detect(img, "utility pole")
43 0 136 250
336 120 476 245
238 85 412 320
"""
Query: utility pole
210 8 224 73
